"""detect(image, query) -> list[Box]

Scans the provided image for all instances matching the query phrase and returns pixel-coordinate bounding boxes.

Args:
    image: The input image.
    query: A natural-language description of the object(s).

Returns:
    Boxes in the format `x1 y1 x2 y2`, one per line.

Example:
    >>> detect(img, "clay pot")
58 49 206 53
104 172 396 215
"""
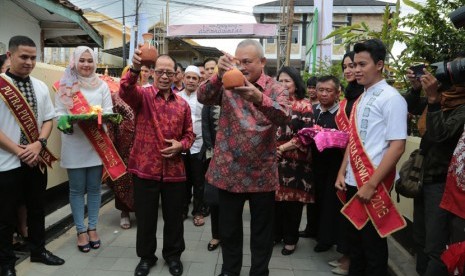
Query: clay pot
222 68 244 89
139 33 158 67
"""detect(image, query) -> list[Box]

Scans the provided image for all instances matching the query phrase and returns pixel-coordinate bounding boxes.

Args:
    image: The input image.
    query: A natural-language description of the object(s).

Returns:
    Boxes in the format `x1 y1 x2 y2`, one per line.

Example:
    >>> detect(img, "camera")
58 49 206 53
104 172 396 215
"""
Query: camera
430 6 465 88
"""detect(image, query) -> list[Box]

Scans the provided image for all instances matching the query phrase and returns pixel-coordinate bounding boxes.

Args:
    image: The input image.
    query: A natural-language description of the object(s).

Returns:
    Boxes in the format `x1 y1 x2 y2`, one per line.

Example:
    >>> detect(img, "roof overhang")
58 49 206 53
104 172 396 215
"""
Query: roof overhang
12 0 103 47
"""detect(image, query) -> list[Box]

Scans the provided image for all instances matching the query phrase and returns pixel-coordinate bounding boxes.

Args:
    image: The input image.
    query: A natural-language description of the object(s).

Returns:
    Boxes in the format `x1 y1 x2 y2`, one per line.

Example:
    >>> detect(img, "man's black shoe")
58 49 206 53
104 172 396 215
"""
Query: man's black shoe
1 265 16 276
134 258 157 276
167 260 183 276
298 230 316 238
30 250 65 265
313 243 332 252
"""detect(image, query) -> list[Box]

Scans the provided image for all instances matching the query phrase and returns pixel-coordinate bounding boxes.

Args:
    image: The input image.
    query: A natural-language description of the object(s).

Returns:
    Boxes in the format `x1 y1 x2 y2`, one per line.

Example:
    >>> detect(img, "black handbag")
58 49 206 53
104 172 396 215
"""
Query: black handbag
395 149 424 199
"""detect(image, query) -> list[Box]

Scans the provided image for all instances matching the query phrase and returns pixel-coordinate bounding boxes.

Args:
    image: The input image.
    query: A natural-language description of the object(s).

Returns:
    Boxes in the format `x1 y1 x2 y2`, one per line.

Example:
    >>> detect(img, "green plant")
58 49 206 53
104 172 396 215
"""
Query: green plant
326 0 408 87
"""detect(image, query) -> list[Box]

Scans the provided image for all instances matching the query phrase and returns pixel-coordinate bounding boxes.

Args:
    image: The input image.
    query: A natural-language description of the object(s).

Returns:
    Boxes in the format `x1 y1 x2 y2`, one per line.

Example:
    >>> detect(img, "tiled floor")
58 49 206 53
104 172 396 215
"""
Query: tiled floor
16 201 340 276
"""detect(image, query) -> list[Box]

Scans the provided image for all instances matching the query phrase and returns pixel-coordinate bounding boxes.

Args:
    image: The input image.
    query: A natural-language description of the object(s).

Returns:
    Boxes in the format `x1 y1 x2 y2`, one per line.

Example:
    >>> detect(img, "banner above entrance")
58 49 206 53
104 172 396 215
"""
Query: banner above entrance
167 24 277 38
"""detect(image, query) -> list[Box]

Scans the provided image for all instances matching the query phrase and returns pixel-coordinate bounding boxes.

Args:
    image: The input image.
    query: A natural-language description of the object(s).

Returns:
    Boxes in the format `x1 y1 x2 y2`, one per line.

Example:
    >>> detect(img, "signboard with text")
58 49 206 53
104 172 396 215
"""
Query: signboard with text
167 24 277 38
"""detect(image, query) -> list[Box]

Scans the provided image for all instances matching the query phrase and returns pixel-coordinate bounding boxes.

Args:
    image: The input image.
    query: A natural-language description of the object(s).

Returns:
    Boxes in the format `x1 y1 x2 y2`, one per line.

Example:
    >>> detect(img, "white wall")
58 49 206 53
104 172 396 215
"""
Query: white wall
0 0 42 59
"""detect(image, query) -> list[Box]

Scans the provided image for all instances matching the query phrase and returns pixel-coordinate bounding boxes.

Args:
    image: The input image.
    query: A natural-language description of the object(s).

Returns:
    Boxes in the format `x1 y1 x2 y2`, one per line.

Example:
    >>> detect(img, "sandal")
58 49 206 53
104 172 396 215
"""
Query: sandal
193 215 205 227
120 215 131 229
77 231 90 253
87 229 101 249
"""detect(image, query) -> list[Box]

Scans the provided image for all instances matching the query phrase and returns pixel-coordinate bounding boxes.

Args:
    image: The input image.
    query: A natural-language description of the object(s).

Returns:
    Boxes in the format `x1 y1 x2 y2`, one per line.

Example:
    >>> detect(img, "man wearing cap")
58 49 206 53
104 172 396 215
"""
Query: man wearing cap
177 66 206 226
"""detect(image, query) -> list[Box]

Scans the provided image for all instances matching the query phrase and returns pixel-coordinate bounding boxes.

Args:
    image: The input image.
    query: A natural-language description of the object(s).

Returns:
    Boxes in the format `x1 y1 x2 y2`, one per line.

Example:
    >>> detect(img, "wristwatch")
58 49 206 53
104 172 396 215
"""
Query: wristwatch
38 138 47 149
130 66 141 74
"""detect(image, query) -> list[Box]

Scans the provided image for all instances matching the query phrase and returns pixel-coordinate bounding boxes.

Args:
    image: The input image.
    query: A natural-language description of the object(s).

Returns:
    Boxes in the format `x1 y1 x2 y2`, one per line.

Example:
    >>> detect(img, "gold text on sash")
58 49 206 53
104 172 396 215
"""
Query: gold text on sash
88 127 118 168
1 85 38 139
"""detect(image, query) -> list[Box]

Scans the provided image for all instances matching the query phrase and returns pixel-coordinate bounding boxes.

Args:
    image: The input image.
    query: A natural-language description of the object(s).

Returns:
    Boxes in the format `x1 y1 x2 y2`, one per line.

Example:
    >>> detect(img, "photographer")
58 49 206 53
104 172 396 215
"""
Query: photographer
406 65 465 276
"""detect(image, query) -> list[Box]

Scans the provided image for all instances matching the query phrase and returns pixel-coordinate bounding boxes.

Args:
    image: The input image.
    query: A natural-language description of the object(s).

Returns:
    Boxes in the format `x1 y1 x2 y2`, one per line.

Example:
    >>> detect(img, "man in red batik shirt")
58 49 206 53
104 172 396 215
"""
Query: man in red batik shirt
120 53 194 276
197 39 290 276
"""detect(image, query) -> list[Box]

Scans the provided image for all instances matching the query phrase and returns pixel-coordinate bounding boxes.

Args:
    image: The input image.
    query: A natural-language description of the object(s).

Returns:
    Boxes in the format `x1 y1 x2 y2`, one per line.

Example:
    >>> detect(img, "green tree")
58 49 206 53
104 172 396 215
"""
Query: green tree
325 0 465 90
401 0 465 64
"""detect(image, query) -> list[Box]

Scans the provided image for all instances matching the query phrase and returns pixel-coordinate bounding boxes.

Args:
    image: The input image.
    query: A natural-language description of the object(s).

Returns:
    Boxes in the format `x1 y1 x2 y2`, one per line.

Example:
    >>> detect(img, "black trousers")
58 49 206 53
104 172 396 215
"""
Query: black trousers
346 185 388 276
0 165 47 266
274 201 303 245
210 205 219 240
314 172 342 247
182 153 205 216
219 189 274 276
134 176 185 262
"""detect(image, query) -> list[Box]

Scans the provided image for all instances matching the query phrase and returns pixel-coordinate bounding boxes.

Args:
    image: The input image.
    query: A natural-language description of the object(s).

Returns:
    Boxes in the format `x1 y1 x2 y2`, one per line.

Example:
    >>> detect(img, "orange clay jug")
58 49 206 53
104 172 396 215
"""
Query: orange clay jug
222 68 244 89
139 33 158 67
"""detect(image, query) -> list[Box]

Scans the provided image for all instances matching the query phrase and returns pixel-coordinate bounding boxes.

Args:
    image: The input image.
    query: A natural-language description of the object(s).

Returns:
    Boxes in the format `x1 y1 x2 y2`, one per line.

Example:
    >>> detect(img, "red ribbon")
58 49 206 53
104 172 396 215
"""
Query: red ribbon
335 99 350 203
0 76 57 168
341 98 406 238
53 82 126 181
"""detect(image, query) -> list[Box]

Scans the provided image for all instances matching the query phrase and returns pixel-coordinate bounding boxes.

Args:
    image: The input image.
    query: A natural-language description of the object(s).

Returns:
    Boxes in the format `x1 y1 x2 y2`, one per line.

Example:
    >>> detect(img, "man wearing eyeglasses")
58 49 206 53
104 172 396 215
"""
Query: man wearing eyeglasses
198 39 290 276
171 63 185 94
120 52 195 276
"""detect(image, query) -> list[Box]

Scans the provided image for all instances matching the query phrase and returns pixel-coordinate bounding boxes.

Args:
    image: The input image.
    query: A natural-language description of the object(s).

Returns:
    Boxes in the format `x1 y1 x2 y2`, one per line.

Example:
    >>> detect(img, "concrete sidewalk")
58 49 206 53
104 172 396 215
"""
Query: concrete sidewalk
16 200 341 276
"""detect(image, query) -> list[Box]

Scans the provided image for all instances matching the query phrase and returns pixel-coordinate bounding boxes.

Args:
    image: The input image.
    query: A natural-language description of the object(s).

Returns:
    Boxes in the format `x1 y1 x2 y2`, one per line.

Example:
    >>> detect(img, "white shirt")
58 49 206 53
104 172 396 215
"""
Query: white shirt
178 89 203 154
55 81 113 169
345 79 407 187
0 74 56 171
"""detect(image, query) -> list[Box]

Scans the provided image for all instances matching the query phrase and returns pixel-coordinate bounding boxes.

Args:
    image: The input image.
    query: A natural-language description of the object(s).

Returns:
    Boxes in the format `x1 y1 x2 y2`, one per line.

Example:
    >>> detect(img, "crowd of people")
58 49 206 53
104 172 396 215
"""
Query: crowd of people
1 33 465 276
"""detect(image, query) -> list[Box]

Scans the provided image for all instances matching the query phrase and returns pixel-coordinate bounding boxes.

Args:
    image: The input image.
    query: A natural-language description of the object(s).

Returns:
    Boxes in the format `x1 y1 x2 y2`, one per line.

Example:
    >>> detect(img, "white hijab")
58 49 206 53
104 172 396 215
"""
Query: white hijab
57 46 102 108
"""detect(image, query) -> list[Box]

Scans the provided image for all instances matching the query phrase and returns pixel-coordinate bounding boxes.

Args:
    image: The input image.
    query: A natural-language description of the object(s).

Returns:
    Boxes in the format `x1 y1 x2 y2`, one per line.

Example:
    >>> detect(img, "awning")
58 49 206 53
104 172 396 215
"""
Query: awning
13 0 103 47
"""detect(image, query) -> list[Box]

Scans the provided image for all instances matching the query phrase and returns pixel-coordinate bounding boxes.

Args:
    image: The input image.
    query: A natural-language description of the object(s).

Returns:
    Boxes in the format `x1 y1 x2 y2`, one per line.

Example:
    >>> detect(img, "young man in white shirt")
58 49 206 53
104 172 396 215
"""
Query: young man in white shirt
0 35 64 276
335 39 408 276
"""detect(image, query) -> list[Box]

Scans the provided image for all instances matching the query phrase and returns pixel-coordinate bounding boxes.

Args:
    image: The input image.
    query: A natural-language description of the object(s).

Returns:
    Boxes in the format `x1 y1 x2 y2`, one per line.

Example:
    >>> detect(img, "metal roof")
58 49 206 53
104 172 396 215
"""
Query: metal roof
12 0 102 47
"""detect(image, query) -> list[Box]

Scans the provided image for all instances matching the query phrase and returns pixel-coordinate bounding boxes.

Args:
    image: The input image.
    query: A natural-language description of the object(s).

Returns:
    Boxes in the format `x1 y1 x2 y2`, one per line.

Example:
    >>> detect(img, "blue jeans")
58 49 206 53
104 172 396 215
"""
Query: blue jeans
67 166 103 233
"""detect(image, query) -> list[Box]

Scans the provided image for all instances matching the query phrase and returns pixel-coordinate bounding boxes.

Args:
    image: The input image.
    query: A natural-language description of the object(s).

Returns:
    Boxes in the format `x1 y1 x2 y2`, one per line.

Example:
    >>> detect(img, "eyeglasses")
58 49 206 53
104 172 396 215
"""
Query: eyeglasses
154 70 175 77
317 88 335 93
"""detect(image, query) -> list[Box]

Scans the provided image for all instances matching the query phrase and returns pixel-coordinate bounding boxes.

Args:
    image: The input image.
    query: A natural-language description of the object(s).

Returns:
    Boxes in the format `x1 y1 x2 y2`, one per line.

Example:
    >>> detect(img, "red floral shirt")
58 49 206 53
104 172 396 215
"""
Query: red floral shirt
197 73 290 193
119 72 195 182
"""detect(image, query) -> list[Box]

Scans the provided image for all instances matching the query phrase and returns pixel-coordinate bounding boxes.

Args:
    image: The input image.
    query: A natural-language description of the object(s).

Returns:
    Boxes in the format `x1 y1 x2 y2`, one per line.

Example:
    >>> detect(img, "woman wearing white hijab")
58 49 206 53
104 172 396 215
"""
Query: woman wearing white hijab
55 46 113 253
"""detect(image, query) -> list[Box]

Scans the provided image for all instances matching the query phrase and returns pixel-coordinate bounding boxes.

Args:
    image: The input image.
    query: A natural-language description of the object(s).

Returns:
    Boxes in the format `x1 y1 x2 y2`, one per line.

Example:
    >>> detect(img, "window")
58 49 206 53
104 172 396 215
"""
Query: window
267 37 275 44
334 26 343 45
292 25 299 44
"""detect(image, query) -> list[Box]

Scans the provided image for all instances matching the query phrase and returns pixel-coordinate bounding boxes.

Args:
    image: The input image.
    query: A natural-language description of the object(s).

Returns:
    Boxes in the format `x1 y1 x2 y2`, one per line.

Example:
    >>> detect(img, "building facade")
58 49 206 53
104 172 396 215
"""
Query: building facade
253 0 395 72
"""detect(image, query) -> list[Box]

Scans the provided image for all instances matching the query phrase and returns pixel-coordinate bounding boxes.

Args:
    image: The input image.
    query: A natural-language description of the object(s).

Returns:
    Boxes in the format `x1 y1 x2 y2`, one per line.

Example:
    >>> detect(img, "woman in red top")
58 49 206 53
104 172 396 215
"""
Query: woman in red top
275 66 314 255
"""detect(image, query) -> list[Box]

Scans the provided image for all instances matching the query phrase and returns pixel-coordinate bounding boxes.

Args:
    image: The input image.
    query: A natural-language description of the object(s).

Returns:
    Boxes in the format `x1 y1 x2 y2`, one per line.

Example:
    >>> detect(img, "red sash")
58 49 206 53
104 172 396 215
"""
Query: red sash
440 130 465 219
0 75 57 168
335 99 350 132
341 98 406 238
335 99 350 203
53 82 126 181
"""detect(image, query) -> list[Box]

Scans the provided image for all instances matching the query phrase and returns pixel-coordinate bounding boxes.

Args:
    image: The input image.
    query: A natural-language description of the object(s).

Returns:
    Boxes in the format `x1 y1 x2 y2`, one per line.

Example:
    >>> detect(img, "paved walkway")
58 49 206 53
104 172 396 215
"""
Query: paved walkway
16 200 340 276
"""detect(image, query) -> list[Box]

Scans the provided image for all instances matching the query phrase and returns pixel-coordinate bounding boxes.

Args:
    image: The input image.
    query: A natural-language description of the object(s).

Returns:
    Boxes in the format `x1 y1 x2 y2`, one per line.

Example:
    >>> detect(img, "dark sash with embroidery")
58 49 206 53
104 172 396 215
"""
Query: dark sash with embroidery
335 99 349 203
53 82 126 181
0 75 57 168
341 98 406 238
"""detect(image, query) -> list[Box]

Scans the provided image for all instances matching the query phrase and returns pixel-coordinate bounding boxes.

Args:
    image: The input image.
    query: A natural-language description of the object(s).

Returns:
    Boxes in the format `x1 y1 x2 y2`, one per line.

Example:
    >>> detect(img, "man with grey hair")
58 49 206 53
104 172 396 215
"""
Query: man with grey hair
198 39 290 276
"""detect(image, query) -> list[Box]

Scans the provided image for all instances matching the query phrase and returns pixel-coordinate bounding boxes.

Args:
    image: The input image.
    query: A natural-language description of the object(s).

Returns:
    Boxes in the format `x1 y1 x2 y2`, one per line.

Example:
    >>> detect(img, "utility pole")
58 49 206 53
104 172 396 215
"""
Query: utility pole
285 0 294 67
164 0 169 54
134 0 141 46
122 0 126 67
277 0 294 72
